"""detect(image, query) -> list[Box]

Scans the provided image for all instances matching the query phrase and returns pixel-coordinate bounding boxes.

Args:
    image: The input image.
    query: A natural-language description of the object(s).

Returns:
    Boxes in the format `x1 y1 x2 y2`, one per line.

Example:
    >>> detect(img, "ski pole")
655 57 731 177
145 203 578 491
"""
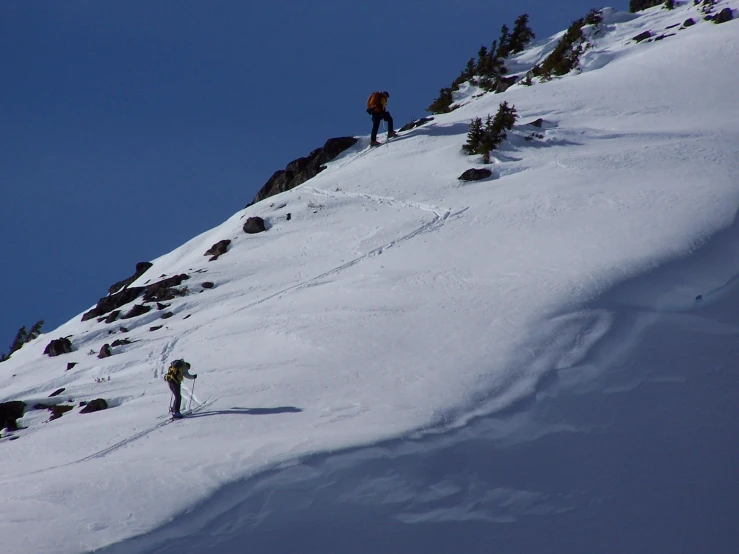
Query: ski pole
187 379 196 412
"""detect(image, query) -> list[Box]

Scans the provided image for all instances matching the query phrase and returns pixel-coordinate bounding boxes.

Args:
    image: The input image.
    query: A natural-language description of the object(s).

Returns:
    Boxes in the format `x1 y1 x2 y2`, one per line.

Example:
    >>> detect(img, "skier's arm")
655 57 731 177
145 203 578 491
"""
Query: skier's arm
181 363 197 380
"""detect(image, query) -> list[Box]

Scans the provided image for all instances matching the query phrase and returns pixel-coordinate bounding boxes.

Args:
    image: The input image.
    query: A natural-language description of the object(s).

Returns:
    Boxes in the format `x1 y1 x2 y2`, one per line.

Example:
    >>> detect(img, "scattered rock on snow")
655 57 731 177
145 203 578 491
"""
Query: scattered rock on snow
633 30 652 43
0 401 25 431
156 302 170 310
149 325 163 332
104 310 121 324
399 117 434 132
202 282 215 289
111 338 132 347
141 274 190 302
121 304 151 320
714 7 733 24
243 217 266 234
80 399 108 414
44 337 73 357
66 362 77 371
48 388 66 398
458 168 493 182
161 312 174 319
98 344 112 359
682 18 695 27
204 239 231 261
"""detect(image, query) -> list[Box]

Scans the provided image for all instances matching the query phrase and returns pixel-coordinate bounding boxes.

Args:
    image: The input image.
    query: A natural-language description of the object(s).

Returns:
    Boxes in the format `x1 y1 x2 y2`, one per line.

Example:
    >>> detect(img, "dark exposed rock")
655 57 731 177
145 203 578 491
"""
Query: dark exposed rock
525 118 544 128
714 7 733 23
243 217 266 234
496 75 518 93
82 287 143 321
399 117 434 132
156 302 170 310
121 304 151 320
44 337 73 357
629 0 662 12
202 282 215 289
98 344 112 359
108 262 153 295
0 401 25 431
120 327 129 333
205 239 231 261
111 338 132 347
161 312 174 320
141 274 190 303
33 404 74 421
183 315 191 320
80 398 108 414
82 275 188 322
104 311 121 324
633 30 652 43
66 362 77 371
49 388 66 398
247 137 358 206
458 168 493 182
682 18 696 27
150 325 163 332
286 213 292 221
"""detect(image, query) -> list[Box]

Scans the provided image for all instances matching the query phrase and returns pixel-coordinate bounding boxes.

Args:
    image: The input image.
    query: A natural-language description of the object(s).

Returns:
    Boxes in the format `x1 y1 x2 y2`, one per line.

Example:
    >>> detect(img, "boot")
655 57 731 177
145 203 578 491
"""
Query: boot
387 131 398 139
370 140 382 147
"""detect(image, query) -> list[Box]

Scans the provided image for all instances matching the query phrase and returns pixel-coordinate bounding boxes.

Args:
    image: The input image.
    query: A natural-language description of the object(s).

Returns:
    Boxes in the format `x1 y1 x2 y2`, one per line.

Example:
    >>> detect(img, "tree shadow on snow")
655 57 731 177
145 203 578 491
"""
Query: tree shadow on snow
188 407 302 418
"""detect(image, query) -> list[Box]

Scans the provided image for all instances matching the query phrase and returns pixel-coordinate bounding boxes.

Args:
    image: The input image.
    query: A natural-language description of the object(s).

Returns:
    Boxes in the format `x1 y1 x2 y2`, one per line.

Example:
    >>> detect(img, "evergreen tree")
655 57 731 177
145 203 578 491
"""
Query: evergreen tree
427 88 454 114
462 103 518 164
664 0 675 8
475 45 490 75
508 14 536 54
452 58 477 89
495 24 511 59
27 320 44 342
462 118 485 156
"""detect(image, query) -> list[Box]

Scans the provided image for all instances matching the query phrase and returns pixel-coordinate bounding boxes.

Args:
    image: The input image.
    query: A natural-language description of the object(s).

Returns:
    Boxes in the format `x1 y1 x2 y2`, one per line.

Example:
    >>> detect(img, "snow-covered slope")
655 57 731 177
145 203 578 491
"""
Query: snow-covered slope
2 3 738 553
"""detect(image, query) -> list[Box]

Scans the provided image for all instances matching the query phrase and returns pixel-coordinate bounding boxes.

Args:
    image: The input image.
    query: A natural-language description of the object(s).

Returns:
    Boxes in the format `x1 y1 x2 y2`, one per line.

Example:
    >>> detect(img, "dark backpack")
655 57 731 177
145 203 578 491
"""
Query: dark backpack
366 92 384 114
164 359 184 383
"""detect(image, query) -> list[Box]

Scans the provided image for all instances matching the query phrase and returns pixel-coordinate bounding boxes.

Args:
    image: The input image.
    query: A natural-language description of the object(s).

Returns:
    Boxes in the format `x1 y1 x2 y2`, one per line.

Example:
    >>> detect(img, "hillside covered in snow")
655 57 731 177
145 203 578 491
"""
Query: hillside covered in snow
1 2 738 553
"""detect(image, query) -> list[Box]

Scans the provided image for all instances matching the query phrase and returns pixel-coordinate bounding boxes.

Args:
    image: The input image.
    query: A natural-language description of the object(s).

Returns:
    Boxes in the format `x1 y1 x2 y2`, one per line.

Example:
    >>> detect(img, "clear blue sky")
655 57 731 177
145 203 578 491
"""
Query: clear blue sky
0 0 626 352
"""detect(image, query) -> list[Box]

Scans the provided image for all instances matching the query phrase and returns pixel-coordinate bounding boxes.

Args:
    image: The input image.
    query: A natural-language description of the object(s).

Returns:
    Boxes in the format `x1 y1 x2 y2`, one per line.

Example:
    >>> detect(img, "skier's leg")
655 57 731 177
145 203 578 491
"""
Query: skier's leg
384 111 394 135
371 112 382 143
169 381 182 414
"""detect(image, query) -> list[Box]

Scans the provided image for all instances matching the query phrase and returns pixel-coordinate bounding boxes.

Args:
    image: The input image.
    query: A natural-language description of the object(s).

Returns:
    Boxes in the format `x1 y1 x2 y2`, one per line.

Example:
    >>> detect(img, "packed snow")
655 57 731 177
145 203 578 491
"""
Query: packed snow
1 3 738 553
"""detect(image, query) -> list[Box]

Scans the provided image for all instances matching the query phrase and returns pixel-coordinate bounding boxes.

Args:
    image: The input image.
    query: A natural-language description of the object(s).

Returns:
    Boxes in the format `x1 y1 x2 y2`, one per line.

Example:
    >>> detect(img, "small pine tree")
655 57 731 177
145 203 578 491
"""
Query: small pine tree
426 88 454 114
462 118 485 156
475 45 489 75
495 24 511 59
0 353 8 363
27 320 44 342
8 326 27 355
452 58 476 89
508 14 536 54
462 103 518 164
664 0 675 8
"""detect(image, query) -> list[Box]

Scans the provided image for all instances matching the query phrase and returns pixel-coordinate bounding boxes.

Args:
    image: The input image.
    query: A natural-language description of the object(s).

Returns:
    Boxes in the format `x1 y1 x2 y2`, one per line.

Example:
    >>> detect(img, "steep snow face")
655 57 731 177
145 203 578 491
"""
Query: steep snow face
2 3 739 553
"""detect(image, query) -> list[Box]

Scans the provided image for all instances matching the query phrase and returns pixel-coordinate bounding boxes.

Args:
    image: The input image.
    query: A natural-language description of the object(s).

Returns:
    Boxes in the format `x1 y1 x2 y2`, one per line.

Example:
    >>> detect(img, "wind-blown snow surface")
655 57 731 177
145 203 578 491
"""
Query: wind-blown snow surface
2 4 739 553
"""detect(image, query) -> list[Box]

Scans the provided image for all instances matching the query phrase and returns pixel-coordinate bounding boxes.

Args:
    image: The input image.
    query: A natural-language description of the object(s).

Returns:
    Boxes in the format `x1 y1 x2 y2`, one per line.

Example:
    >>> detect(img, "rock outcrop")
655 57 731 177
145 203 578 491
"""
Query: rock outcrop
80 399 108 414
459 168 493 182
107 262 153 295
44 337 73 357
243 217 266 234
0 401 25 431
247 137 358 206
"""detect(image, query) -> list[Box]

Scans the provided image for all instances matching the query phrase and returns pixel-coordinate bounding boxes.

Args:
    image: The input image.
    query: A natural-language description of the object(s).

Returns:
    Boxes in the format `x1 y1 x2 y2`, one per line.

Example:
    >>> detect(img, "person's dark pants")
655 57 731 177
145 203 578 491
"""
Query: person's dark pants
168 381 182 414
371 111 394 142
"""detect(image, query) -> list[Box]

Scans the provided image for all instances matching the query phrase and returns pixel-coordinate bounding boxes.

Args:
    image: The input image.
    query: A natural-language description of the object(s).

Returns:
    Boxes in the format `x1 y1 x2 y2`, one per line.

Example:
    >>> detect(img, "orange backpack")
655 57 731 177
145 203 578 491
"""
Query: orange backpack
366 92 384 113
